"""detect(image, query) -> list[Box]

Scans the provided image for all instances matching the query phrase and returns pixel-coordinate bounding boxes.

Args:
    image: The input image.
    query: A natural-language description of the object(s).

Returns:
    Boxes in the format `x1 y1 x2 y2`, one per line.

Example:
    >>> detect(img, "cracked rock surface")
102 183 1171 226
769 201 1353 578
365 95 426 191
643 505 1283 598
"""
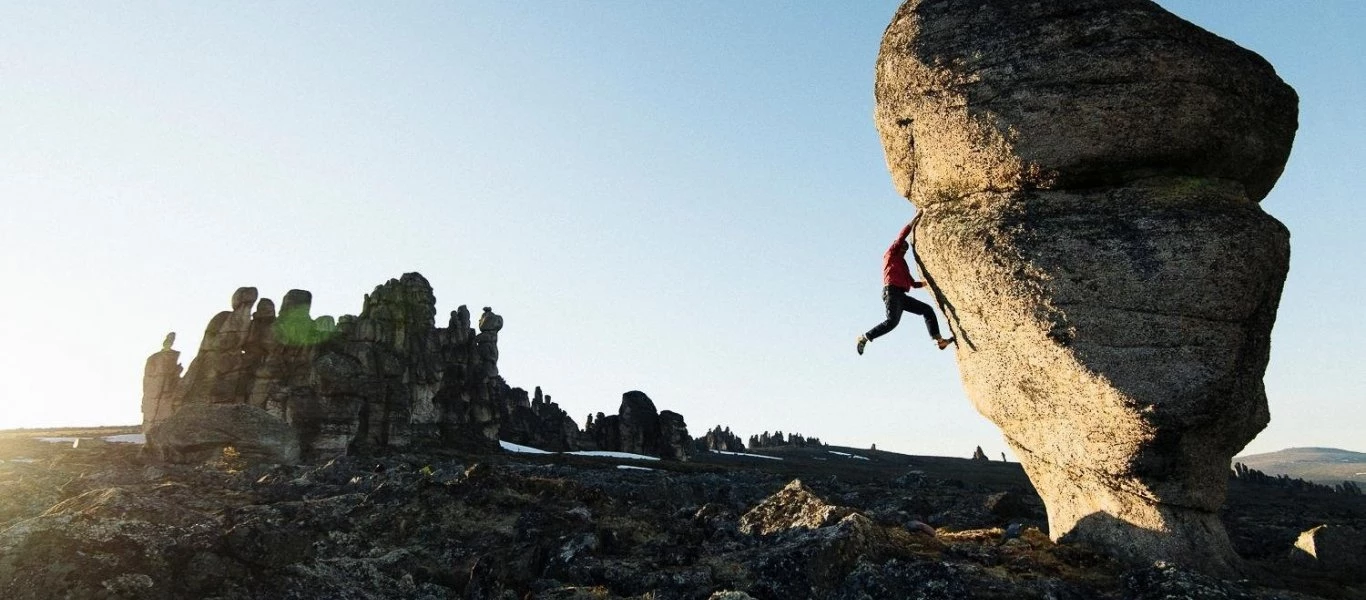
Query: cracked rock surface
875 0 1297 576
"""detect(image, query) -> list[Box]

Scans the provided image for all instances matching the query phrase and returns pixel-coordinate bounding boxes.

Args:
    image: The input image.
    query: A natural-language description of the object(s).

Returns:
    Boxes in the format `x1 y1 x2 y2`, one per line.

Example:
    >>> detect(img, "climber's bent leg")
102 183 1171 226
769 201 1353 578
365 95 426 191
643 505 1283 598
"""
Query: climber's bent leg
865 286 906 341
901 294 942 340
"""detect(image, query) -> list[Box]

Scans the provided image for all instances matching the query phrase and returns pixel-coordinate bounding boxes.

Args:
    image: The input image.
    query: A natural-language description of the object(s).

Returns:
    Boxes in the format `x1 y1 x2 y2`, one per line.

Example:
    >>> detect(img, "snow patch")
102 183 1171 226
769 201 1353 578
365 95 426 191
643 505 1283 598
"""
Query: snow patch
710 450 784 461
499 441 552 454
569 450 659 461
35 434 146 446
499 441 659 461
828 450 870 461
616 465 654 471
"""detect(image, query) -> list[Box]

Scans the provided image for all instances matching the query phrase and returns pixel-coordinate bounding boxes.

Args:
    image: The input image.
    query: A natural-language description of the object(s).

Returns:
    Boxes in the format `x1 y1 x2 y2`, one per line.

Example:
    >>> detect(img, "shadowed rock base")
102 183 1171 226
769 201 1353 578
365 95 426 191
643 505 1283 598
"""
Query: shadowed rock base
914 185 1287 576
1018 443 1242 576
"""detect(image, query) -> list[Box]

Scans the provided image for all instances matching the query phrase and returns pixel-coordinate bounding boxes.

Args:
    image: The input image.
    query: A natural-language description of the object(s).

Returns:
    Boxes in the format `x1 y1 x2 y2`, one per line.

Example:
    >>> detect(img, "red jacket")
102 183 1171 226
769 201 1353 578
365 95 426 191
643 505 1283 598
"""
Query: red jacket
882 223 917 290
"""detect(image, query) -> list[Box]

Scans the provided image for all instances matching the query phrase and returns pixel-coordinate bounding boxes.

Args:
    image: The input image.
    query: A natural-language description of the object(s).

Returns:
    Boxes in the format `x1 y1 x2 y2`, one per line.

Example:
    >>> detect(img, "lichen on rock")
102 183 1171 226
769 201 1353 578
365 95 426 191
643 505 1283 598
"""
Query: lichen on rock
739 479 853 536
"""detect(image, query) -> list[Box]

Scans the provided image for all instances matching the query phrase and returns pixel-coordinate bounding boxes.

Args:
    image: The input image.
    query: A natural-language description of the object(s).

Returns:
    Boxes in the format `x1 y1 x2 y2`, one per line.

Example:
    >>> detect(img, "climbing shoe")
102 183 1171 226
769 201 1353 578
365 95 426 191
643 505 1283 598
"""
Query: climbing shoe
936 337 955 350
856 335 868 355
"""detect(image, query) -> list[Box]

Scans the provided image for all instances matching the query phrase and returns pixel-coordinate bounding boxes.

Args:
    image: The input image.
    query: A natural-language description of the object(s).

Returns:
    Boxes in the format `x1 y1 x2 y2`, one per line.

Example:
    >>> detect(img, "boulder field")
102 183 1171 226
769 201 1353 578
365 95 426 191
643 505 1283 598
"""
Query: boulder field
2 435 1362 599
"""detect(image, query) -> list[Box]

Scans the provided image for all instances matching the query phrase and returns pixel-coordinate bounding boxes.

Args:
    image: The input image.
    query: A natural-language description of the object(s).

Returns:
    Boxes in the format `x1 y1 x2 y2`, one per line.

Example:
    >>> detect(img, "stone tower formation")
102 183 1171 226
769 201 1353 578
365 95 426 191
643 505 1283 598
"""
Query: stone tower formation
875 0 1296 575
141 273 692 461
142 273 508 455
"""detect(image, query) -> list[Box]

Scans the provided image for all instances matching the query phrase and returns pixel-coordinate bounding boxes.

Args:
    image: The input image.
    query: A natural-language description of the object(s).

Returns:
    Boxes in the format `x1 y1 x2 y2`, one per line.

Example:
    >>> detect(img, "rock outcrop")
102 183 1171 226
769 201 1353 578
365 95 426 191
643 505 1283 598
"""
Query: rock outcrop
875 0 1297 575
696 426 747 453
144 273 511 458
497 387 588 452
586 391 693 461
143 274 693 461
748 431 823 449
617 391 662 456
141 332 181 430
656 410 692 462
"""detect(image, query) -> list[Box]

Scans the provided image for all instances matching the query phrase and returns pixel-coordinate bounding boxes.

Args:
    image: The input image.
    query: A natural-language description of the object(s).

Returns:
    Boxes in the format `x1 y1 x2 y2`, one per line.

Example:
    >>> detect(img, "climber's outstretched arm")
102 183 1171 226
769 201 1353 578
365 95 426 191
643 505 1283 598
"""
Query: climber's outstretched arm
894 222 914 245
891 221 924 288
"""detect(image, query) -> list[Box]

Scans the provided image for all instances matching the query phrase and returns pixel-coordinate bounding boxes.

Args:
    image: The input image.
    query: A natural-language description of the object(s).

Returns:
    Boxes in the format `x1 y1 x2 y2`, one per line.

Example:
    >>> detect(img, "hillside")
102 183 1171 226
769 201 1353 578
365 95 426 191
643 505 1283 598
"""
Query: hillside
1236 447 1366 485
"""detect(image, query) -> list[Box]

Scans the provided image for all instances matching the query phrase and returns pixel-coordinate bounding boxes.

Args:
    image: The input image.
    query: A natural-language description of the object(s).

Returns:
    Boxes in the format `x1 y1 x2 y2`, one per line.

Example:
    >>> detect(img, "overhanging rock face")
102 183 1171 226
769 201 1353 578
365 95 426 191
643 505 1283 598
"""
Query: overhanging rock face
875 0 1297 575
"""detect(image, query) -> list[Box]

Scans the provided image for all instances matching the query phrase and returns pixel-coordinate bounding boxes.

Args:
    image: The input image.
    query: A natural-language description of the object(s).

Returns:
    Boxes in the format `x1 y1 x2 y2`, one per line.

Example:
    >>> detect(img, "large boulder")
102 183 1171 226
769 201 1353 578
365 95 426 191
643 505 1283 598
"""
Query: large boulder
739 482 943 598
875 0 1296 576
1290 524 1366 576
739 479 853 536
875 0 1297 205
146 403 302 465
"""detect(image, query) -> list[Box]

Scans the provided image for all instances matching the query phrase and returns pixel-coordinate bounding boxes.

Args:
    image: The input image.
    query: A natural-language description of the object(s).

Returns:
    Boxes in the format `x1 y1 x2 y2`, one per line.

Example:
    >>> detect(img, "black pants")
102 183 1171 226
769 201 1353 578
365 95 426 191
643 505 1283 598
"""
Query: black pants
866 285 941 341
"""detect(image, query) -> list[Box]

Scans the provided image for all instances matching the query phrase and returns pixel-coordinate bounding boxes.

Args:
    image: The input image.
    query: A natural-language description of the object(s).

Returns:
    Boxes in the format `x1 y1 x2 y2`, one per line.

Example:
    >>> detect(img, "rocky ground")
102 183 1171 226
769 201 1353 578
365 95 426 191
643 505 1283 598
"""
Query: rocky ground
1 428 1363 600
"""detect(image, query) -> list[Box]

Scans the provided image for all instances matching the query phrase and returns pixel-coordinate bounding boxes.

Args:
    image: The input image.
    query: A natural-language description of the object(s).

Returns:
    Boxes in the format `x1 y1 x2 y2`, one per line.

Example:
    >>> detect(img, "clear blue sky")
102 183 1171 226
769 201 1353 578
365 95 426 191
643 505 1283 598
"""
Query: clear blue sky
1 1 1361 458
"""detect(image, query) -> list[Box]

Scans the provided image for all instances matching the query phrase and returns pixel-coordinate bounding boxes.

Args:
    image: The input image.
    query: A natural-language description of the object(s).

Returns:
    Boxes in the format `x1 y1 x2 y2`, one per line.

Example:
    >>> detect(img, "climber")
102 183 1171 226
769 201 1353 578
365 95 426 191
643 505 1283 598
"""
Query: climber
856 219 954 355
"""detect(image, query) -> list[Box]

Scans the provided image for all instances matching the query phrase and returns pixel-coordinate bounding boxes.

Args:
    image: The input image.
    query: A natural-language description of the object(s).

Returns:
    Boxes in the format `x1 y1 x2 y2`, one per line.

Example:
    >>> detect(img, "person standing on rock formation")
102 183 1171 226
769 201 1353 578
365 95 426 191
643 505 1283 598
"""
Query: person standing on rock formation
857 220 953 355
